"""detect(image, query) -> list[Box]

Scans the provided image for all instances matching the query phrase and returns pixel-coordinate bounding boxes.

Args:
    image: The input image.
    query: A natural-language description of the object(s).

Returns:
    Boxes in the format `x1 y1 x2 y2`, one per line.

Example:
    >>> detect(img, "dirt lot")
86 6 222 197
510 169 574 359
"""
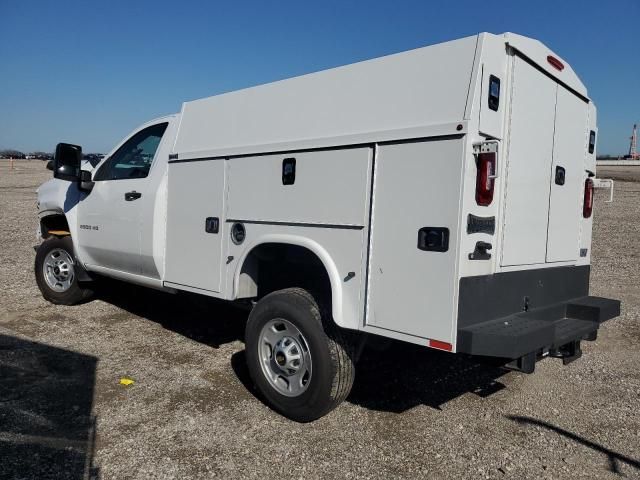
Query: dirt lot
1 160 638 479
596 166 640 184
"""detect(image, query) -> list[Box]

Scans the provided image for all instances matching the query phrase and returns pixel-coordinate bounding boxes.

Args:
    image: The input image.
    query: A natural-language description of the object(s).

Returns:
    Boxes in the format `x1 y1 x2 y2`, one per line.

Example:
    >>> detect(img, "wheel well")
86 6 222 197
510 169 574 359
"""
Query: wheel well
40 214 70 238
238 243 332 304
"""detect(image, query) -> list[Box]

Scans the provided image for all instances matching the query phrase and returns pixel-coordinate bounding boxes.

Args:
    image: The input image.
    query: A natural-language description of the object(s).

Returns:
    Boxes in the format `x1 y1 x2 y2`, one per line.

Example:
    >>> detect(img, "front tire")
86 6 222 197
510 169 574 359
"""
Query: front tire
35 236 93 305
245 288 355 422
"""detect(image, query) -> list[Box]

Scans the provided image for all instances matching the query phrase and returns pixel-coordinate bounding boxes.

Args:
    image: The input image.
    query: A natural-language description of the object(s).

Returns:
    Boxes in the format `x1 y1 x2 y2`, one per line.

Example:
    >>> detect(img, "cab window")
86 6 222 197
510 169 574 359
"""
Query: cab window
94 123 168 181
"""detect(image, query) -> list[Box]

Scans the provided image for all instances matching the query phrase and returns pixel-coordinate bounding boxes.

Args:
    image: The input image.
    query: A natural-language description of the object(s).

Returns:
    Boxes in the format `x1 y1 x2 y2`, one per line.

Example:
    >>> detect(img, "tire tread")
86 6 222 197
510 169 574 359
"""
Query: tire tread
246 287 355 421
34 236 94 306
285 288 355 413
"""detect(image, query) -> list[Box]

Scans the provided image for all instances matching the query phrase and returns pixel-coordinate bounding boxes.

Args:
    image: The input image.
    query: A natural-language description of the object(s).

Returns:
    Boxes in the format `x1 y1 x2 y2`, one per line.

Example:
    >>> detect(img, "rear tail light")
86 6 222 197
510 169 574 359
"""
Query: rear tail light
475 152 496 206
583 178 594 218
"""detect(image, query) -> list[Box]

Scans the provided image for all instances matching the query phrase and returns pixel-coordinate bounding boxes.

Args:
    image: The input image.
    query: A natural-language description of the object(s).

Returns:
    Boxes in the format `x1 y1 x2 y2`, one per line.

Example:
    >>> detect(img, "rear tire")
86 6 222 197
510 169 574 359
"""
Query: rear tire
245 288 355 422
35 236 93 305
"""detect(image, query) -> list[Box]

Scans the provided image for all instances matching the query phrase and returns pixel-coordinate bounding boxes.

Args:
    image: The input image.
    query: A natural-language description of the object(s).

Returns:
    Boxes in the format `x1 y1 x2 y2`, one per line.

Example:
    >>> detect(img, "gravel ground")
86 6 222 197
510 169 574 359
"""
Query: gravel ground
0 160 638 480
595 166 640 184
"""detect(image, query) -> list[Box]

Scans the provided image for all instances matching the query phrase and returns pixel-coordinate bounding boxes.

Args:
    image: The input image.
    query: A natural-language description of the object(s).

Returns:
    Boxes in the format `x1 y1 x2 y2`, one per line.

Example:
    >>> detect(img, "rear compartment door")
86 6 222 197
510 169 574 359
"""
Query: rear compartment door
501 56 589 267
501 57 557 266
546 86 588 262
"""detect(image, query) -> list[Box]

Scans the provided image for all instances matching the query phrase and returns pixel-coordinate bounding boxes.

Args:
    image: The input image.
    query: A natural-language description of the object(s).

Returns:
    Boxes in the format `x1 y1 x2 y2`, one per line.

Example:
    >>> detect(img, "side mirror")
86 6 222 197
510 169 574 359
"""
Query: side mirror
46 160 54 171
54 143 82 181
79 170 94 191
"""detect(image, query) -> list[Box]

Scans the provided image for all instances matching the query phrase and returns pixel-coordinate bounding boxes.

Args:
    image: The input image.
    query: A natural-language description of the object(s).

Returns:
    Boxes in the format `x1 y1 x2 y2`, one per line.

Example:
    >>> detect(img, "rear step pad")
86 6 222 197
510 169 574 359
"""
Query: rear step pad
457 296 620 359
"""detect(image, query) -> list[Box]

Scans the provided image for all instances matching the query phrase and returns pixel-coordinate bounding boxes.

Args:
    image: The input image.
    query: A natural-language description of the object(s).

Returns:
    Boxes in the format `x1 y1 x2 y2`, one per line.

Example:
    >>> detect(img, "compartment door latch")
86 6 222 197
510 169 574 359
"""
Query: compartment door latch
469 241 492 260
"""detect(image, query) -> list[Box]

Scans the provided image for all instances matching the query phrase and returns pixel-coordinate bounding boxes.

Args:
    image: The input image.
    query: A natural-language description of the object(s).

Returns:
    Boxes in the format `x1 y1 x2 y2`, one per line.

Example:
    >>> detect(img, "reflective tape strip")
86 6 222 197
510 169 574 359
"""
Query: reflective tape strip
428 339 453 351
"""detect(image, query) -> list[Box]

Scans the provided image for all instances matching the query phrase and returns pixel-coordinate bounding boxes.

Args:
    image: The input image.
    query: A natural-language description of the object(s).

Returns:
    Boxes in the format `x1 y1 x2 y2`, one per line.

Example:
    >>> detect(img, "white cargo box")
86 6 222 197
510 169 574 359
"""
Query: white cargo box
164 31 603 354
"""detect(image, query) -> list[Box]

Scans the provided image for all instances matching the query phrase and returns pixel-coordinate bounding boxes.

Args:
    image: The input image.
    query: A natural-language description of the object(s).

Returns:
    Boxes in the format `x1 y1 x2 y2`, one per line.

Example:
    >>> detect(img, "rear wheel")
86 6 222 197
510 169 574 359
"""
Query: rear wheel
35 236 93 305
245 288 355 422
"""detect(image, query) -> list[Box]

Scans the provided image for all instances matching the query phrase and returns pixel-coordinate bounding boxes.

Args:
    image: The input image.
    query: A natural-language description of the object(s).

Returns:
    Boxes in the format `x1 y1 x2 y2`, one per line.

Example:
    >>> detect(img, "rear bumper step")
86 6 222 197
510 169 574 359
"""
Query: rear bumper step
456 296 620 359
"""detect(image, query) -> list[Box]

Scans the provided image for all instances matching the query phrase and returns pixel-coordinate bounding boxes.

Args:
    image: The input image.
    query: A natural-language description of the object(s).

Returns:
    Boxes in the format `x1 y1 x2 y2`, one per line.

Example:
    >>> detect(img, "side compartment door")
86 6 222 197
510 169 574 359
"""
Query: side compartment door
546 87 588 262
500 57 557 266
164 160 226 292
366 138 463 342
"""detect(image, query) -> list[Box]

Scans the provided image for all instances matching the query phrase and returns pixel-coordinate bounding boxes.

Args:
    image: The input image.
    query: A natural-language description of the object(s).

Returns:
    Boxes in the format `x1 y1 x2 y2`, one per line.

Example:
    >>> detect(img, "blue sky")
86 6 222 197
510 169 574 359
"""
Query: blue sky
1 0 638 154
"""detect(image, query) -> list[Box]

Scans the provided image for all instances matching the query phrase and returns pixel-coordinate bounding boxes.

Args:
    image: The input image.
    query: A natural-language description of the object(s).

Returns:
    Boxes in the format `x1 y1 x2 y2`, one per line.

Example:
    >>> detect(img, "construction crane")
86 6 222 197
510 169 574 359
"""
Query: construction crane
628 123 639 160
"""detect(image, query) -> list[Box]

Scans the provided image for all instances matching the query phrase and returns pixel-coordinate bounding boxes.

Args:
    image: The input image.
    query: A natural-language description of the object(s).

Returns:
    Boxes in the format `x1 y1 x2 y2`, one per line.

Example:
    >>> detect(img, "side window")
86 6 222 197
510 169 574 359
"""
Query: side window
94 123 168 181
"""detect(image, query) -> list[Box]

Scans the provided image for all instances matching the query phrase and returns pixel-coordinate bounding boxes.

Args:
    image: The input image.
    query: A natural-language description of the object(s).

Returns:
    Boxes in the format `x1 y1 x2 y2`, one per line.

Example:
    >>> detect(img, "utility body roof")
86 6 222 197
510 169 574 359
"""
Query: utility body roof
171 32 587 161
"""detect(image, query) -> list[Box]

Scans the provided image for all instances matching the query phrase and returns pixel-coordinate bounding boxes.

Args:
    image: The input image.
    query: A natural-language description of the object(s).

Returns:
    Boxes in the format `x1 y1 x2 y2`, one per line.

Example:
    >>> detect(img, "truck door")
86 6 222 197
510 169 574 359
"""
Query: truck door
546 86 588 262
77 123 169 274
501 56 557 266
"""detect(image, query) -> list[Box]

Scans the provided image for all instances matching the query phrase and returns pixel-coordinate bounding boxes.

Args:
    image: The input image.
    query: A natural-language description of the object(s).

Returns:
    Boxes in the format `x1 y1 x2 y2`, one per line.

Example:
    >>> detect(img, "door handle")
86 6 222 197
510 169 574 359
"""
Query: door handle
205 217 220 233
125 191 142 201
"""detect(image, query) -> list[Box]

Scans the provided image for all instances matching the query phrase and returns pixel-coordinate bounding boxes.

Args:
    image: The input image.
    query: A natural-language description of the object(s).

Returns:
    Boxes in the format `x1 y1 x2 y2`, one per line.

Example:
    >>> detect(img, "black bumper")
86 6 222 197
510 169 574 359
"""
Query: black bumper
456 266 620 359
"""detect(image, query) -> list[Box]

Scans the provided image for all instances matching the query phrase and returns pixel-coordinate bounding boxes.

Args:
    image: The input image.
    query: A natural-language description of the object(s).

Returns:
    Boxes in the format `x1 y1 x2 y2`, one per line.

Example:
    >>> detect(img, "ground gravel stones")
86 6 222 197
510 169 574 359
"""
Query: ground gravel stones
0 160 638 479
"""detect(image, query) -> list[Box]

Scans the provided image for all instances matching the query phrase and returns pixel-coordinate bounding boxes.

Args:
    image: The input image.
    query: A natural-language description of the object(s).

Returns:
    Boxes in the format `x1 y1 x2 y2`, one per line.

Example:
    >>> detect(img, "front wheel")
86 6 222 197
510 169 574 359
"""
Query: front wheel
245 288 355 422
35 236 93 305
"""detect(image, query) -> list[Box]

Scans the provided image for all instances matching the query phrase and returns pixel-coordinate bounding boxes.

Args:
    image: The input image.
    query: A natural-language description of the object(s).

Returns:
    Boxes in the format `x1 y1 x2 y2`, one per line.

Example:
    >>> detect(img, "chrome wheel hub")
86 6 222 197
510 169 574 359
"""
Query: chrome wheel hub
258 318 312 397
43 248 75 292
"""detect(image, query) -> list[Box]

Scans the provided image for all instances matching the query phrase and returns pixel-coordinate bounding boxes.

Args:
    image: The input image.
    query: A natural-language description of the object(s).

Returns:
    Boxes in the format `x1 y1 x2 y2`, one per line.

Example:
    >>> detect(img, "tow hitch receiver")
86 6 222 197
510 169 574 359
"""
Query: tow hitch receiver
550 340 582 365
506 340 584 374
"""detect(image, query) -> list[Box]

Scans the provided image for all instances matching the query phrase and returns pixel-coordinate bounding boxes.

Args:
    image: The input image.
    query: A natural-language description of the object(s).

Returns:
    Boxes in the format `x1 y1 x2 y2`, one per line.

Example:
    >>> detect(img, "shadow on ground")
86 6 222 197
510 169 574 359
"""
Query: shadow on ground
96 279 247 349
508 415 640 476
97 279 511 414
347 338 509 413
0 334 99 480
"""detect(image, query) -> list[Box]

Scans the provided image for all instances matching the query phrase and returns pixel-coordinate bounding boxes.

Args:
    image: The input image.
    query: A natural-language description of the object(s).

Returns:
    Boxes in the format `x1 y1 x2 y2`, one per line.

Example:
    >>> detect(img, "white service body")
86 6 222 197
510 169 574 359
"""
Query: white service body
38 32 616 359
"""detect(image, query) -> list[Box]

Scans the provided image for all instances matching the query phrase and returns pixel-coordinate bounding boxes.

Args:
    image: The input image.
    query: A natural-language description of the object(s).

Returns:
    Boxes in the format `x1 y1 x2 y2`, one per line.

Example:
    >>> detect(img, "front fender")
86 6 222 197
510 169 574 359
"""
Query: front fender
37 178 80 217
36 178 83 261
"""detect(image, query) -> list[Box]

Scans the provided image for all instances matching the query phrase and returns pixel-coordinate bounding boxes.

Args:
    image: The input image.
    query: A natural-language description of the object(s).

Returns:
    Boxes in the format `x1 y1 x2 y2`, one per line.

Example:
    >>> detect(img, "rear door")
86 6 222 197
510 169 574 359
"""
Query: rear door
501 56 589 267
501 57 557 266
546 86 588 262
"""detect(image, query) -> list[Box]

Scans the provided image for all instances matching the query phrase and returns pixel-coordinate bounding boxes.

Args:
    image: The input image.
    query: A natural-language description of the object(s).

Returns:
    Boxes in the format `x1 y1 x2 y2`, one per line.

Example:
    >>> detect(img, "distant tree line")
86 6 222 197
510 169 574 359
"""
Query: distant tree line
0 149 28 159
0 149 104 161
596 154 627 160
0 149 52 160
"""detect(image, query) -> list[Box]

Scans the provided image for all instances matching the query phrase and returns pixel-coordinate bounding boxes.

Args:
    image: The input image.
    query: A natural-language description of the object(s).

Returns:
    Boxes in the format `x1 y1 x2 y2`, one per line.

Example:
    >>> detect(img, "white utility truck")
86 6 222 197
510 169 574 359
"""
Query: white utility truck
35 32 620 421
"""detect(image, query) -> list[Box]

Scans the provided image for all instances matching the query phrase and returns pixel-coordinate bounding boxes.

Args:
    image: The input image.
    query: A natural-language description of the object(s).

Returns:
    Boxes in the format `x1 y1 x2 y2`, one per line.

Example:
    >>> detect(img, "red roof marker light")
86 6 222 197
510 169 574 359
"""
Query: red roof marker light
547 55 564 71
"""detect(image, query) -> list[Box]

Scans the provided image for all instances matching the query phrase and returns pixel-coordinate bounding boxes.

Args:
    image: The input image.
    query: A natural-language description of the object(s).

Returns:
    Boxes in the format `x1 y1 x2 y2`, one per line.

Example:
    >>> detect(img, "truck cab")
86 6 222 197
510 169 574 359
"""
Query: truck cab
38 115 178 288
